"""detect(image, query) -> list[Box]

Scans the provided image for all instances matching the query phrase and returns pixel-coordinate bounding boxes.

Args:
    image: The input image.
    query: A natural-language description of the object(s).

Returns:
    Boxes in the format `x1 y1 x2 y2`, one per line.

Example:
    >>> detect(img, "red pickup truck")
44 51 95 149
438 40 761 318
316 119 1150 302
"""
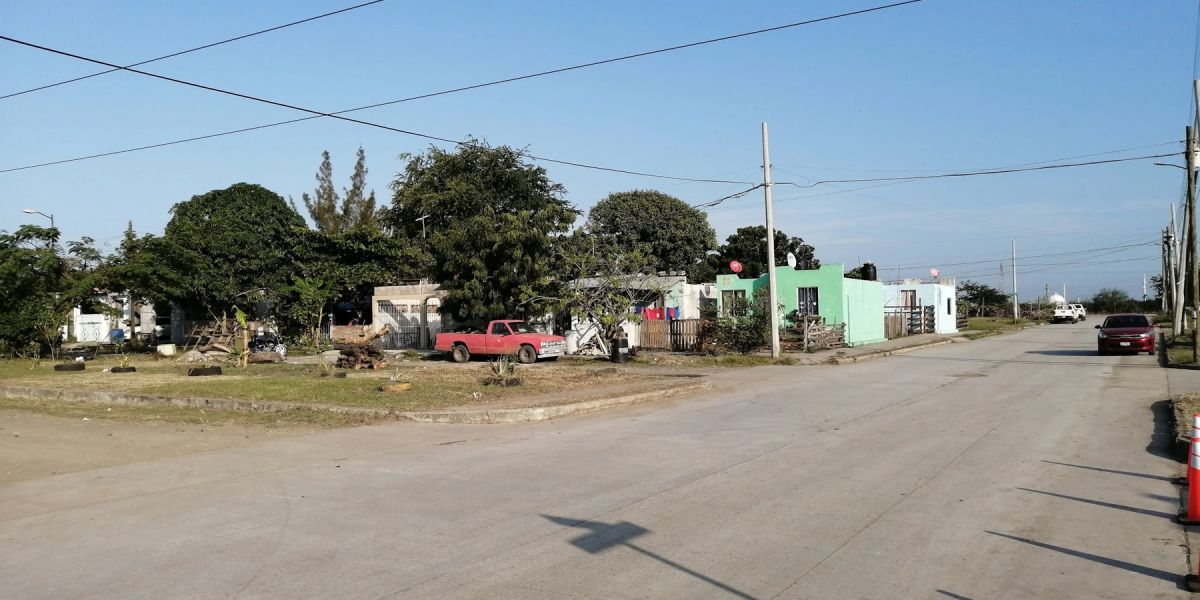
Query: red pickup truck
435 320 566 364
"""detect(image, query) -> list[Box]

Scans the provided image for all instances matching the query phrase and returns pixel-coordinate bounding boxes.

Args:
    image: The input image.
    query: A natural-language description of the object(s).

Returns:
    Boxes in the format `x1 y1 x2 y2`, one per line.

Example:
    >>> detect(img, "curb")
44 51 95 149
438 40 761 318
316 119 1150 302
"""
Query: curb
830 339 953 365
0 380 711 424
395 382 712 424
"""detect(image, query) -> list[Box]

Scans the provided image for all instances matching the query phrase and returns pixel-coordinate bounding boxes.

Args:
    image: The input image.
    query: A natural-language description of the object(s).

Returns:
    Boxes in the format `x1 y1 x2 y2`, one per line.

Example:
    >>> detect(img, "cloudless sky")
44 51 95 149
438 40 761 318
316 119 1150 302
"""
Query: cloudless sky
1 0 1196 300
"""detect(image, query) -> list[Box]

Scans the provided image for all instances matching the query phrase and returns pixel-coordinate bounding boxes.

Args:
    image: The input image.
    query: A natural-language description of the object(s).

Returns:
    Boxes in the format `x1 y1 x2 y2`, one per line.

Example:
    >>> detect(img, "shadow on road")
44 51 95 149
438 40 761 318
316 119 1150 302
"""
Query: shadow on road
934 591 976 600
1025 349 1100 357
1041 460 1172 482
1147 399 1184 462
985 531 1183 587
541 515 762 600
896 355 1159 369
1016 487 1175 520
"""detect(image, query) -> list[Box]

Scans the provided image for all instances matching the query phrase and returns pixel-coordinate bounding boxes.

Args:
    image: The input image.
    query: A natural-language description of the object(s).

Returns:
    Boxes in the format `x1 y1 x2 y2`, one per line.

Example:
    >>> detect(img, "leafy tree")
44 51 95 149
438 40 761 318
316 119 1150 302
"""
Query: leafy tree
707 225 819 280
586 189 715 277
164 183 306 316
101 232 198 306
1150 274 1164 301
284 275 334 345
288 227 431 316
957 280 1009 316
536 231 661 342
341 147 379 231
385 141 577 321
299 148 379 233
1091 288 1137 313
0 226 103 355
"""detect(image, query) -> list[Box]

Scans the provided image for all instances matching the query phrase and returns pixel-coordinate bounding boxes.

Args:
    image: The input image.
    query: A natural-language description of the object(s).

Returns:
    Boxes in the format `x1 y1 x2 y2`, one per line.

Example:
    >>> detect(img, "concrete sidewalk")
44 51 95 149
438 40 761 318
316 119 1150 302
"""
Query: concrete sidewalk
786 331 968 365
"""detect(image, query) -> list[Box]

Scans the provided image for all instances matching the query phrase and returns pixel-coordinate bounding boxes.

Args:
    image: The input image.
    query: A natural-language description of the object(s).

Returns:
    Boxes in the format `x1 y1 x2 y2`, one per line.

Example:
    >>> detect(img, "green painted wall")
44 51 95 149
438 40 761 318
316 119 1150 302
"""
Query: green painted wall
716 263 885 346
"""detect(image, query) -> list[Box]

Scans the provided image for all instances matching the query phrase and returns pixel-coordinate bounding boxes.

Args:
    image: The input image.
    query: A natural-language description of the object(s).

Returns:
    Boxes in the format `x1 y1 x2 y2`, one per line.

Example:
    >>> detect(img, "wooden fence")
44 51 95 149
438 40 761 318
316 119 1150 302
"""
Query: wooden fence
638 318 706 352
884 305 936 339
781 316 846 352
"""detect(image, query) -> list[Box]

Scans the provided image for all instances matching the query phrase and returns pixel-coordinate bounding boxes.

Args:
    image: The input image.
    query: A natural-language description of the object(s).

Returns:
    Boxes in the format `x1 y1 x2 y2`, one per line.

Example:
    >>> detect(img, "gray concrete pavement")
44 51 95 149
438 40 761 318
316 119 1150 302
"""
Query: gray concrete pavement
2 320 1198 599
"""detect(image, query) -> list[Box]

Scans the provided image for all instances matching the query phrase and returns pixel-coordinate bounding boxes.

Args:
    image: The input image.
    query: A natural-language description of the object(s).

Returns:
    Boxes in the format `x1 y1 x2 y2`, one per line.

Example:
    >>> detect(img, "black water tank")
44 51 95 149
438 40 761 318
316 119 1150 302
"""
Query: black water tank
862 261 877 281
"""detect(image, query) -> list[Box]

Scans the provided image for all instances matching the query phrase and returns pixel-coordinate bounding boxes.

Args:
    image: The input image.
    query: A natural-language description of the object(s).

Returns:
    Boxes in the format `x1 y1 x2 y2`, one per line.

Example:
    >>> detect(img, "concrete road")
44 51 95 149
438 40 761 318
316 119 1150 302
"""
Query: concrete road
3 321 1198 599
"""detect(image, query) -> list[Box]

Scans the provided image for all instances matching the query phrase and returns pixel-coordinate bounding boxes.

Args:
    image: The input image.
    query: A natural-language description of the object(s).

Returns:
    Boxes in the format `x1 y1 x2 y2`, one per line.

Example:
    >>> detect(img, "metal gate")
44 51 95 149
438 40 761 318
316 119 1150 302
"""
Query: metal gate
375 300 427 349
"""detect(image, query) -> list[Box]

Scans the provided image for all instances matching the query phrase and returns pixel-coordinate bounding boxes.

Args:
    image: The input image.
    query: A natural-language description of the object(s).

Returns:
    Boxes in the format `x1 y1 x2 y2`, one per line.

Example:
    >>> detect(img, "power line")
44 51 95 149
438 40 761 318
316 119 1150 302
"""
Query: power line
0 0 385 101
774 153 1179 188
773 140 1182 174
0 32 758 181
891 240 1158 272
0 0 926 178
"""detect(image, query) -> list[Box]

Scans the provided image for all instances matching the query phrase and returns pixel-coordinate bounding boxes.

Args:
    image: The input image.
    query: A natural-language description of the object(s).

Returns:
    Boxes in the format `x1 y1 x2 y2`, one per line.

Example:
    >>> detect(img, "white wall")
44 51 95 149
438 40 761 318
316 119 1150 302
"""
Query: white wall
883 283 958 334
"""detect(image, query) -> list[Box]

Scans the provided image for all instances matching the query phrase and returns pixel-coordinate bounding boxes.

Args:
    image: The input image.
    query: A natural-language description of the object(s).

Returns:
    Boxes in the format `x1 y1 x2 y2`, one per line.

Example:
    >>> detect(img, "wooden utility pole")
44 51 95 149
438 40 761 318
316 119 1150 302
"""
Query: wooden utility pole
1188 124 1198 363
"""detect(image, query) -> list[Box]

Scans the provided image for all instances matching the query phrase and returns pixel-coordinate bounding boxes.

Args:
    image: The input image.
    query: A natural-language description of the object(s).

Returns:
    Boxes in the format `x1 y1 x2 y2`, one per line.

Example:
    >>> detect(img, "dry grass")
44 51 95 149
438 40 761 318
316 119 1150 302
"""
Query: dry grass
1174 393 1200 444
0 356 684 424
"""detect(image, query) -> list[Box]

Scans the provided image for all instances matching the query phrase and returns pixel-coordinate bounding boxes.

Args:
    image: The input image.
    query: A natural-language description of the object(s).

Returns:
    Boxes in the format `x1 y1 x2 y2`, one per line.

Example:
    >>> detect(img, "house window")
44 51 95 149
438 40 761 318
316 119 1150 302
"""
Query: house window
947 298 951 315
900 290 916 308
722 290 747 316
796 287 819 315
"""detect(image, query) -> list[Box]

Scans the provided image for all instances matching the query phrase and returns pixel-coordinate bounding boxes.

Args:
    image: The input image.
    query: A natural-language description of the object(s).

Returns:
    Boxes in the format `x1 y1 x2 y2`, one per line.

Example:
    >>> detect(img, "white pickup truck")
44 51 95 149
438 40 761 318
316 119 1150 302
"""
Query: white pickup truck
1070 303 1086 321
1051 304 1081 324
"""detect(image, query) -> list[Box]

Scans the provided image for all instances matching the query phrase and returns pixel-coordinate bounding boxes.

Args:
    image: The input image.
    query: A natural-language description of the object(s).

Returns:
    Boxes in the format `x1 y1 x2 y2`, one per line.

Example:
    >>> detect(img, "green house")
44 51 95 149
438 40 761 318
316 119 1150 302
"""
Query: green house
715 263 885 347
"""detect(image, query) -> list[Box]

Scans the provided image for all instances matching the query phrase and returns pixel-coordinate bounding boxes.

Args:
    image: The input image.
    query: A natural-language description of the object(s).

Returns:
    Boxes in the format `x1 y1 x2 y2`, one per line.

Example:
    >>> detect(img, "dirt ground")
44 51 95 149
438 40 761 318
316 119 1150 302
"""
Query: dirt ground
0 409 303 485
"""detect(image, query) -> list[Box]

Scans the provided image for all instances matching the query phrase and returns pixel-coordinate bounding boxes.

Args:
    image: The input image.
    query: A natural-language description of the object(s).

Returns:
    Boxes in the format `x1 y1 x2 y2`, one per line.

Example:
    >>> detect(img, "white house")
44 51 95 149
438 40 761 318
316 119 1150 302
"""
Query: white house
370 282 446 350
883 278 958 334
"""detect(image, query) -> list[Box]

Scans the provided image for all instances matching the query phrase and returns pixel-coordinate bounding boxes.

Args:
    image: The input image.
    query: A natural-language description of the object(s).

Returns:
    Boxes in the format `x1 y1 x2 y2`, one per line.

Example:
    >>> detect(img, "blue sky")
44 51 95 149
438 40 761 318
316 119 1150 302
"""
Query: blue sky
1 0 1195 300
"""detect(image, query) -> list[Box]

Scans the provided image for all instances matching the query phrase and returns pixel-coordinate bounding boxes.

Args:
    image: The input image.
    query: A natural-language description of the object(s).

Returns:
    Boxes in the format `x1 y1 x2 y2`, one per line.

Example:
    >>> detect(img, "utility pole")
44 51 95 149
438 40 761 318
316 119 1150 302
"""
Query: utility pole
1188 122 1199 363
415 215 430 240
1012 239 1019 319
998 263 1005 295
1062 284 1067 303
1175 202 1187 335
761 122 781 358
1143 274 1148 302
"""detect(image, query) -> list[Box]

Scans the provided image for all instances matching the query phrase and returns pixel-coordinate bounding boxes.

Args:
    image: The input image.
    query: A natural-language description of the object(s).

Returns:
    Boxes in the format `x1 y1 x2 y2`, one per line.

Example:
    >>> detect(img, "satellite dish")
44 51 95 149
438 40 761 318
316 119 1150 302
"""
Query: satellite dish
929 268 940 278
786 252 797 268
730 260 743 274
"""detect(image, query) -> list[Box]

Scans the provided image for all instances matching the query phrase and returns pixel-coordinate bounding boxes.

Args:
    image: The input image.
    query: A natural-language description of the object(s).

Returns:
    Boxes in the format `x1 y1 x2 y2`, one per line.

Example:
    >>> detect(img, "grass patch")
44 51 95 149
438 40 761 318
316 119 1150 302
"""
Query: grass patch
963 317 1031 340
1174 393 1200 444
555 352 796 368
0 356 678 422
0 396 374 427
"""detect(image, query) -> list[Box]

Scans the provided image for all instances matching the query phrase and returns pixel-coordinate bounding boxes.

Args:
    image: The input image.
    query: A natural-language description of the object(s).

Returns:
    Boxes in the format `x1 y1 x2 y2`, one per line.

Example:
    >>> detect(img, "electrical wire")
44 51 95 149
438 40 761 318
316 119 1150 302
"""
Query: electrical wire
0 0 926 178
0 0 385 101
772 140 1183 174
773 153 1179 189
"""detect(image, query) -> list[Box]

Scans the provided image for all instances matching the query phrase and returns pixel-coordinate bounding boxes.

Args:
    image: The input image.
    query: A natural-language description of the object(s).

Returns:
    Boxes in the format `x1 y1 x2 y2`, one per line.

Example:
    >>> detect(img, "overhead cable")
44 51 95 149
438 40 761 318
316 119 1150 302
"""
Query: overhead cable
0 0 385 101
0 0 926 178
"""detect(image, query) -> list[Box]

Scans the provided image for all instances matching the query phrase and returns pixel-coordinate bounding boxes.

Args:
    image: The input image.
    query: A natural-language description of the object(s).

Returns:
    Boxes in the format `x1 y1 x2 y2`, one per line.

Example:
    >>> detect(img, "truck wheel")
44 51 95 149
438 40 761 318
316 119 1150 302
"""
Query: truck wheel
451 344 470 363
517 344 537 364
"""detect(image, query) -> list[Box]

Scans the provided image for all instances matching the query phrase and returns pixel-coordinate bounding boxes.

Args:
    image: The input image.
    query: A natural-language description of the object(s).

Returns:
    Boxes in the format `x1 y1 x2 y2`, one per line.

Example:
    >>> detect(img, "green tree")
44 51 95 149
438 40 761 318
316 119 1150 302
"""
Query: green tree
385 141 577 320
0 226 103 355
586 190 715 277
284 275 334 345
341 147 379 231
301 151 339 232
957 280 1009 316
299 148 379 233
708 225 819 280
164 183 306 316
288 227 431 317
1091 288 1136 313
538 231 660 341
101 232 198 306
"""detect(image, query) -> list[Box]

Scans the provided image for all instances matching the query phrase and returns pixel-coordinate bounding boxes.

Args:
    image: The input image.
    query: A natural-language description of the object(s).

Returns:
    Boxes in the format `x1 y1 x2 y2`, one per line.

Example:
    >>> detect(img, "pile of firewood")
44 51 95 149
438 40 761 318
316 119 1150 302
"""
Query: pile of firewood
334 325 390 369
336 345 389 369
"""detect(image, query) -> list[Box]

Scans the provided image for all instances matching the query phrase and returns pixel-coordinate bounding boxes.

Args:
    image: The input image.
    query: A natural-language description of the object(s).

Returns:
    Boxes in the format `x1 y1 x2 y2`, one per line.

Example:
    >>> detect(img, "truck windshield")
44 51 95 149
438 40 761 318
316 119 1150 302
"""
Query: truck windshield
509 322 535 333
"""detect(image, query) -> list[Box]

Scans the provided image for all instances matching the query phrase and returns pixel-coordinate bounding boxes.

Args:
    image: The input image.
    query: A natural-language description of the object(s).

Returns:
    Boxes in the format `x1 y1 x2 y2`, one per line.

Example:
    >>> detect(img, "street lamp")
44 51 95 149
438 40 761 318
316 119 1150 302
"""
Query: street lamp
1154 162 1187 170
21 208 54 228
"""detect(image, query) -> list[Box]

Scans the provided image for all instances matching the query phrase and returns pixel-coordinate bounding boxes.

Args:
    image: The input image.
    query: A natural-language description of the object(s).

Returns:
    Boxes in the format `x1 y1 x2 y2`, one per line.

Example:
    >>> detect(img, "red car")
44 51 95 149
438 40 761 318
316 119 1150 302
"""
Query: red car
1095 313 1156 355
435 320 566 364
